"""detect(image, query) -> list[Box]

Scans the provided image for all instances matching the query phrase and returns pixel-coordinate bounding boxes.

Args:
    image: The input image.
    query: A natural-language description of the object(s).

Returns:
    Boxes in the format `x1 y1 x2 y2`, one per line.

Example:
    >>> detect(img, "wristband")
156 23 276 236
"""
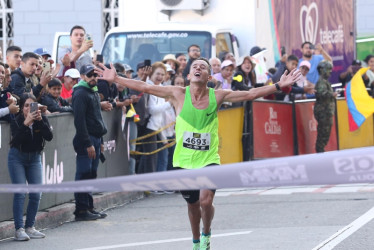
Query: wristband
275 83 281 91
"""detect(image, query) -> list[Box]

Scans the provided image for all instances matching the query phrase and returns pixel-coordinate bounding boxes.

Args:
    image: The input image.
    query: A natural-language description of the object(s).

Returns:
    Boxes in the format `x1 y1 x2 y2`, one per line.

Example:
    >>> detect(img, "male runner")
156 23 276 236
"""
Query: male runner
96 58 300 250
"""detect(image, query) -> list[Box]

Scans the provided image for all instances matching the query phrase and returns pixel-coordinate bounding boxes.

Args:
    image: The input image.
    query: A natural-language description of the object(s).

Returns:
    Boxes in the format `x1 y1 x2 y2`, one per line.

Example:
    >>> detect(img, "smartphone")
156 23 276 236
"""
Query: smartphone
42 62 51 73
30 102 38 113
144 59 151 67
99 152 106 163
96 54 103 63
281 46 286 56
86 34 91 41
309 44 315 50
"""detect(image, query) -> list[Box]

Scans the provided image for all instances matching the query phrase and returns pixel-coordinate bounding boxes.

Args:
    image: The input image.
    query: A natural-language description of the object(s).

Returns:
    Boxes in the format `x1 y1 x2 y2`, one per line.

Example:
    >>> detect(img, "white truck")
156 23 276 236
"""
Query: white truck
101 24 241 72
100 0 257 71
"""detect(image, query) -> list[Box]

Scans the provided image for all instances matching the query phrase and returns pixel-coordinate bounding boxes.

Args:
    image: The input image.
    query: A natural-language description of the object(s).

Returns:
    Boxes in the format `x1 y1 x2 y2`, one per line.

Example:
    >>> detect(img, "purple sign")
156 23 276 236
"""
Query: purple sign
272 0 354 83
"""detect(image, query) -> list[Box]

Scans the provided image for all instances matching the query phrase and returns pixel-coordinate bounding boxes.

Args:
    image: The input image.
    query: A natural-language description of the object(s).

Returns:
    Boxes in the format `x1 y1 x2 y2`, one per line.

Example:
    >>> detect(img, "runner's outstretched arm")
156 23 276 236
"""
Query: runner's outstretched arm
220 69 301 103
95 63 175 99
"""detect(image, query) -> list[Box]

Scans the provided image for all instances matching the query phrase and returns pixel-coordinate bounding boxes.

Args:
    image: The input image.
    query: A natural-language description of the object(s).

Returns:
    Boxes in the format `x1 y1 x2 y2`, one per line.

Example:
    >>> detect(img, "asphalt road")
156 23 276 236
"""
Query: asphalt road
2 185 374 250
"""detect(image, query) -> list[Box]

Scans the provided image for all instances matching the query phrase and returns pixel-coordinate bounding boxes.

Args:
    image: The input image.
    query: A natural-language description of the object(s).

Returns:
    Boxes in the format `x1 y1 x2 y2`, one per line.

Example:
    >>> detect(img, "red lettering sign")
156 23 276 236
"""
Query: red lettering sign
252 101 294 158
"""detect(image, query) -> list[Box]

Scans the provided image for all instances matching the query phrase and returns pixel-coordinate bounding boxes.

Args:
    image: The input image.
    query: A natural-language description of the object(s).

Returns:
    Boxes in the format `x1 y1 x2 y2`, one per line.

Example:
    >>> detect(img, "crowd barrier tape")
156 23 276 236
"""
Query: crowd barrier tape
0 146 373 193
133 139 174 145
130 122 176 143
130 141 176 155
129 121 176 155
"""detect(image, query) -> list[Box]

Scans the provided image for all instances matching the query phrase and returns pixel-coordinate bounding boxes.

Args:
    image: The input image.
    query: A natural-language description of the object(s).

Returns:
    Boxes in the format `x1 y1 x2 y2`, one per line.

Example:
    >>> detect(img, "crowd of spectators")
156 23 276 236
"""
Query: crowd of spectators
2 23 374 238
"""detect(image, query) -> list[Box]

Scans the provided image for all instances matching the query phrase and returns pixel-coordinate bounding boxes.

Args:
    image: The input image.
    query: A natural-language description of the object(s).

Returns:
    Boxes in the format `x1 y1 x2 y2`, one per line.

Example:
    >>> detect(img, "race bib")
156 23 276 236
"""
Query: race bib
183 132 210 151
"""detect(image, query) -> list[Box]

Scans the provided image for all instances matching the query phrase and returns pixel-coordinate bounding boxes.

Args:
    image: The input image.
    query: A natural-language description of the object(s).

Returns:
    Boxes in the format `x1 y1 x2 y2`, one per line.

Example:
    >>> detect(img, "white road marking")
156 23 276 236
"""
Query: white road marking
74 231 252 250
312 206 374 250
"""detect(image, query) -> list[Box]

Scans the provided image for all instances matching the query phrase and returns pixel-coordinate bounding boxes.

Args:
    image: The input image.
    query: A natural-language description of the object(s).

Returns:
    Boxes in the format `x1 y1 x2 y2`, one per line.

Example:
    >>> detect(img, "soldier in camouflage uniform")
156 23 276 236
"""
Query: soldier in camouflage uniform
314 61 337 152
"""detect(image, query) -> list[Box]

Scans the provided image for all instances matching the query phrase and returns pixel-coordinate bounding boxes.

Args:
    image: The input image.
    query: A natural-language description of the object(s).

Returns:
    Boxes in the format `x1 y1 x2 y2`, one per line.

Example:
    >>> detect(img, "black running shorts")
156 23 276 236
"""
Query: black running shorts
173 163 218 204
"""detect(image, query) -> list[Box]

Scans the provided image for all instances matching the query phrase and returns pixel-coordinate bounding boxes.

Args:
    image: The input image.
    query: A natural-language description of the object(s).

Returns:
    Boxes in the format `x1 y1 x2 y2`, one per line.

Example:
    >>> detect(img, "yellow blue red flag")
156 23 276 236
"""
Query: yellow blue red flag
345 67 374 131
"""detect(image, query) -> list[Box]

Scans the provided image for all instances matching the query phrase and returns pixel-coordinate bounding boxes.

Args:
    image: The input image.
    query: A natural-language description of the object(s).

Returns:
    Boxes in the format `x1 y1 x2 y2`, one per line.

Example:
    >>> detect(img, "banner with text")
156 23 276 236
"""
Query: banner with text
273 0 354 83
252 101 294 158
0 147 374 193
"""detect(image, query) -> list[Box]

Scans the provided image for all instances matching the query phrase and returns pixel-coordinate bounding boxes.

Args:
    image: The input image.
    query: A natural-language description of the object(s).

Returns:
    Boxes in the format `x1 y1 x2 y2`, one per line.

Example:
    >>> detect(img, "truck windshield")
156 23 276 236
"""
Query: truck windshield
101 31 212 71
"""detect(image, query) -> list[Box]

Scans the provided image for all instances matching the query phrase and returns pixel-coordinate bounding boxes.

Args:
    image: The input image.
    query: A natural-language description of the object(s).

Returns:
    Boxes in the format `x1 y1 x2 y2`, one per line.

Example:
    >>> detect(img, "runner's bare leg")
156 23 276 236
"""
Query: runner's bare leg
200 189 215 235
188 201 202 240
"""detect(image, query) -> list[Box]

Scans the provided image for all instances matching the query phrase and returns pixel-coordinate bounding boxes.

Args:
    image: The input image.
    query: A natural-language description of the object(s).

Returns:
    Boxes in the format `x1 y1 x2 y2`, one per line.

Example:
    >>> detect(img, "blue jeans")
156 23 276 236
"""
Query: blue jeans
8 148 42 230
74 135 101 213
128 121 137 175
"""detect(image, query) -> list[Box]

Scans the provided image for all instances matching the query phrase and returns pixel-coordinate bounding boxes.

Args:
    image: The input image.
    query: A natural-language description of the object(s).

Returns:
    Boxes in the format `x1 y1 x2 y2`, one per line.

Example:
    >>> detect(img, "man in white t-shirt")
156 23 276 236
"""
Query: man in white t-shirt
57 25 93 77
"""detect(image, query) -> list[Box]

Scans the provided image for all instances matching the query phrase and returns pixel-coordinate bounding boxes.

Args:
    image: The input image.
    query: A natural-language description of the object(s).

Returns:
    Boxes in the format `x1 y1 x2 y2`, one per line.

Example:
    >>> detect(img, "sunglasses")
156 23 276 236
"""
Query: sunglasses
86 72 98 78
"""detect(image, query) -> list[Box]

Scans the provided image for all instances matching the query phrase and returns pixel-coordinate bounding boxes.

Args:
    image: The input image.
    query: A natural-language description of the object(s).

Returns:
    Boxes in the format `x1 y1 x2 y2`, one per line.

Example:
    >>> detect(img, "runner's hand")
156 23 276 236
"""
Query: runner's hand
96 63 117 83
278 69 301 88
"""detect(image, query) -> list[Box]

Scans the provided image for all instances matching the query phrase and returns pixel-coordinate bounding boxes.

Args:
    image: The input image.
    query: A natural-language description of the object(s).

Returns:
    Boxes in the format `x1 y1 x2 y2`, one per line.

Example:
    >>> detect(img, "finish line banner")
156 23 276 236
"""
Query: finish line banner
0 147 373 193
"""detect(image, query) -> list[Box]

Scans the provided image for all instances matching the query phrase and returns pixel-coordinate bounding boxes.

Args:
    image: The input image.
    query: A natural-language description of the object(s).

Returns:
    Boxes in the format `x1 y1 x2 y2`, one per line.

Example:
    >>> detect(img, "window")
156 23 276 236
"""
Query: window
55 34 71 63
216 32 234 58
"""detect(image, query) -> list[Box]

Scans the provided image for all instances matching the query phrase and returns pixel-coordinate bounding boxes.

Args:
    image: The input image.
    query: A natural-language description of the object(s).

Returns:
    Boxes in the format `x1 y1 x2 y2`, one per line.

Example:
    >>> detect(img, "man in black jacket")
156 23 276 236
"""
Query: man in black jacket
8 52 46 98
72 64 107 221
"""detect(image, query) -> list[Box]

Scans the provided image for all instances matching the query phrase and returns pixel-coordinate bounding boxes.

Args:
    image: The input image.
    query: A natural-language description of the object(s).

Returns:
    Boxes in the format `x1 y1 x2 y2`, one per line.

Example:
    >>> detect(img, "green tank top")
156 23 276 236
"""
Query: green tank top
173 86 220 169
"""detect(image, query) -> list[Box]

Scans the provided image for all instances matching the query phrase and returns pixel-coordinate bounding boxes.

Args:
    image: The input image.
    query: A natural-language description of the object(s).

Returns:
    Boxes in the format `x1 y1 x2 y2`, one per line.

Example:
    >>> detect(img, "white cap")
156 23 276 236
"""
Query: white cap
221 60 234 69
64 68 80 78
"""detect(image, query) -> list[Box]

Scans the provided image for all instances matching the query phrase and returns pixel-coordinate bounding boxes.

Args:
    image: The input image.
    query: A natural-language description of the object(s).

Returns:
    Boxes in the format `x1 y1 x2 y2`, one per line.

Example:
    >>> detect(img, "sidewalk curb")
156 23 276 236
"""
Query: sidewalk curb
0 191 144 241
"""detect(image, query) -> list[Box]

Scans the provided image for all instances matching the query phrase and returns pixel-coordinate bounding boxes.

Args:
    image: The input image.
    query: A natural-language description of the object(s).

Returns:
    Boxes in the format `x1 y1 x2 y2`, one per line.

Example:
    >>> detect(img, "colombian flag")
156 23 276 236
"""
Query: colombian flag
345 67 374 131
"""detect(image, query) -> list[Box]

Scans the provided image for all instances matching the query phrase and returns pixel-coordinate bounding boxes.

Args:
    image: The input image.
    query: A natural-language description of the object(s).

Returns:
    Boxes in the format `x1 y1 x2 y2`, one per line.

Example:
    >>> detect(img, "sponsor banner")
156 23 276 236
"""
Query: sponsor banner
295 100 338 154
252 101 294 158
273 0 354 83
1 146 374 193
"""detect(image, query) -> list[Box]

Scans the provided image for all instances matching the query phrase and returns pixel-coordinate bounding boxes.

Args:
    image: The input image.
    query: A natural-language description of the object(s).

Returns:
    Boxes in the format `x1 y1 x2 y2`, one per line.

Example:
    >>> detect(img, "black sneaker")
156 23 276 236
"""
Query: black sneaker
89 209 108 219
75 211 101 221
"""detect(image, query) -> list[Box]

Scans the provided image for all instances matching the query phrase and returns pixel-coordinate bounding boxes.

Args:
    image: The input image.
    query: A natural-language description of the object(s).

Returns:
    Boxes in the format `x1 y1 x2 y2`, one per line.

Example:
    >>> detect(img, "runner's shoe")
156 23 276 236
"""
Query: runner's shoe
193 242 200 250
200 233 211 250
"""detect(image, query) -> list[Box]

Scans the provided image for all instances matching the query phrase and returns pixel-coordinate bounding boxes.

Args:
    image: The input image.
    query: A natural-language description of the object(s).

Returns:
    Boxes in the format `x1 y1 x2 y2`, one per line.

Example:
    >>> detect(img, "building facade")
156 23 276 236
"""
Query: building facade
1 0 119 60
